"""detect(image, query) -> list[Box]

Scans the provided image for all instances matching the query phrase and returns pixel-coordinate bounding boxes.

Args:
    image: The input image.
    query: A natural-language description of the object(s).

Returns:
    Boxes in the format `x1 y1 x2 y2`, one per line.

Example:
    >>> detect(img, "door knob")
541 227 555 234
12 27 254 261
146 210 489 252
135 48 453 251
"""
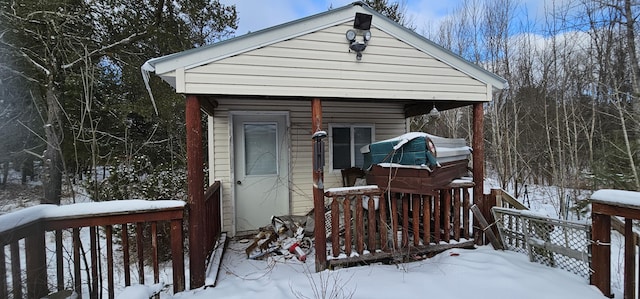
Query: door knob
236 180 242 185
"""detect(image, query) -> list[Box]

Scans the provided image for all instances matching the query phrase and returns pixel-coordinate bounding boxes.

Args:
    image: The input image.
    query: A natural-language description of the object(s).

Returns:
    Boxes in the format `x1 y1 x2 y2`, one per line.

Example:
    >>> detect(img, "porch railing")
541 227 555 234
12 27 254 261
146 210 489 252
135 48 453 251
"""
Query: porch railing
590 190 640 299
0 200 185 299
322 181 475 266
203 181 222 261
492 207 592 279
491 188 640 299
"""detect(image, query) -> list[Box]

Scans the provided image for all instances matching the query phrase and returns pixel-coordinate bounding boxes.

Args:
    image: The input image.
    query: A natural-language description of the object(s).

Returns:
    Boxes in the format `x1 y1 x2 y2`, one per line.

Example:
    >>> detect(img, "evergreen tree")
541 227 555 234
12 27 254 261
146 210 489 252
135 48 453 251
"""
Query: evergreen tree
0 0 237 203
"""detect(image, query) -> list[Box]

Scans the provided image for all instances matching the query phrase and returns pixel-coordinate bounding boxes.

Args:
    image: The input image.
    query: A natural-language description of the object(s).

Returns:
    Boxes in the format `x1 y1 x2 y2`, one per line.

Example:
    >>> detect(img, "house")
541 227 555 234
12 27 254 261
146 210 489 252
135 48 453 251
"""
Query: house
1 4 628 298
142 0 506 283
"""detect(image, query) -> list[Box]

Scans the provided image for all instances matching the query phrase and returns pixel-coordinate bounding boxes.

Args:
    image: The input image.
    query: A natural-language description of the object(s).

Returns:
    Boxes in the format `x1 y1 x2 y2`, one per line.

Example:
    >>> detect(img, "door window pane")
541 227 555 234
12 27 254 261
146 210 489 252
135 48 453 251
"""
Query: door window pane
244 123 277 175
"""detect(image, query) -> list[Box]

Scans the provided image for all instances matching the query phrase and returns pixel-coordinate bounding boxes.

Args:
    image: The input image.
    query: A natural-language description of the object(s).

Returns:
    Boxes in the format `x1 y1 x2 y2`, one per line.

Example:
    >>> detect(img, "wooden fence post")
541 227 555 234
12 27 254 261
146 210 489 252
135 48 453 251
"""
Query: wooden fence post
625 219 635 299
591 211 611 297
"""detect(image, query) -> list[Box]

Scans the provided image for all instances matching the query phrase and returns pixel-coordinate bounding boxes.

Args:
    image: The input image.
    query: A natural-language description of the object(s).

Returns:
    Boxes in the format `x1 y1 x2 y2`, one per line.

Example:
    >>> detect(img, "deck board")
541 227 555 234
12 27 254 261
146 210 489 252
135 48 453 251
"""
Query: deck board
327 239 475 268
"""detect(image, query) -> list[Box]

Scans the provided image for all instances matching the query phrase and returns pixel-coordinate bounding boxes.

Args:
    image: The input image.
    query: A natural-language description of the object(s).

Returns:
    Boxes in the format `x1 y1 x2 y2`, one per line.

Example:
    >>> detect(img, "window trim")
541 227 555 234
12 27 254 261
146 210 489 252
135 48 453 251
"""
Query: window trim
328 123 375 172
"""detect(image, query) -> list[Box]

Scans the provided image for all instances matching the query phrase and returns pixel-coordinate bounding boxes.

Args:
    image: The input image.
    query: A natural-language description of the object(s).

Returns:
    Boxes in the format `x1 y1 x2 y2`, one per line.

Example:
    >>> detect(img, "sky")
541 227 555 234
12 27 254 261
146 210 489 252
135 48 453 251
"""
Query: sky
219 0 551 37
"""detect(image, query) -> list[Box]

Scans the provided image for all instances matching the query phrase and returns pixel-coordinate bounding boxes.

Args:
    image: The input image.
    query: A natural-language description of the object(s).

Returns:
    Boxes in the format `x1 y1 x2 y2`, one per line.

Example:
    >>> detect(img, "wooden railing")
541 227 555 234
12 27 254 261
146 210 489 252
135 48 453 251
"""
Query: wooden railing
322 181 475 267
590 190 640 299
492 188 528 210
203 181 222 260
0 200 185 299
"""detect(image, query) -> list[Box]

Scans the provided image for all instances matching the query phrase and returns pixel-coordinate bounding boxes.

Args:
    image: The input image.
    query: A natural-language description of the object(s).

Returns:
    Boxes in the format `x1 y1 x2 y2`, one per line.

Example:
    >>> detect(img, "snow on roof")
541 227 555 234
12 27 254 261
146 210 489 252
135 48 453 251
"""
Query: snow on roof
590 189 640 209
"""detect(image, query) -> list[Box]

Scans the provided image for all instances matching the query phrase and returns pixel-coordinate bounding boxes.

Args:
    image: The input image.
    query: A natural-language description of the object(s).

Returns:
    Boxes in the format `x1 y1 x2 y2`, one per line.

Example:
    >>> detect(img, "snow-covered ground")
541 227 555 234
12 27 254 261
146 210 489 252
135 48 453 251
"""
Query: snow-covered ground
161 241 606 299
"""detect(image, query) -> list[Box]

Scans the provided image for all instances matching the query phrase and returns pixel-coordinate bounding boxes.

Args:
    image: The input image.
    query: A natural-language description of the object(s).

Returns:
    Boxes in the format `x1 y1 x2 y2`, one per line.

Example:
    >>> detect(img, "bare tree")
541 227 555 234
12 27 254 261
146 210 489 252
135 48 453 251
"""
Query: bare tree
0 1 145 204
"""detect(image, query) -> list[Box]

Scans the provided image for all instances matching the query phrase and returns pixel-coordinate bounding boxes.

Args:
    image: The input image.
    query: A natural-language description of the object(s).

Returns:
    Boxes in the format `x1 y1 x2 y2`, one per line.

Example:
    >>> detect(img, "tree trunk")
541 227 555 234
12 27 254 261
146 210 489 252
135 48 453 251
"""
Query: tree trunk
42 80 63 205
623 0 640 191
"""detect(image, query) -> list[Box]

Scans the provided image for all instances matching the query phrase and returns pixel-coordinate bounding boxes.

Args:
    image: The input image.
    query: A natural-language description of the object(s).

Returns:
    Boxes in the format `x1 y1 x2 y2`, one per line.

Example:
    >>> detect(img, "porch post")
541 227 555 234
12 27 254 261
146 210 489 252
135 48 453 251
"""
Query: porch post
186 94 205 289
472 103 484 202
311 98 327 272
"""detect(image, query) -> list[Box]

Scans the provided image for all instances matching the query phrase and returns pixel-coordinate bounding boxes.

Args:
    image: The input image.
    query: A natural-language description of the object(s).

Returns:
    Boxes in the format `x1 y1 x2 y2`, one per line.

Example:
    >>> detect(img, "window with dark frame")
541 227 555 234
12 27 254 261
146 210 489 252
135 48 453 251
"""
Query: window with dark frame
330 125 373 170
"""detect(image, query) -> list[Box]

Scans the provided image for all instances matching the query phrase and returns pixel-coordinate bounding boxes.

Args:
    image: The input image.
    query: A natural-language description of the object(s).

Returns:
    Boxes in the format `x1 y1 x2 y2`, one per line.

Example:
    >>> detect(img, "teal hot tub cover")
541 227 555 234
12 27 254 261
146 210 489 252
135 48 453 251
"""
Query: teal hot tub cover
361 132 471 170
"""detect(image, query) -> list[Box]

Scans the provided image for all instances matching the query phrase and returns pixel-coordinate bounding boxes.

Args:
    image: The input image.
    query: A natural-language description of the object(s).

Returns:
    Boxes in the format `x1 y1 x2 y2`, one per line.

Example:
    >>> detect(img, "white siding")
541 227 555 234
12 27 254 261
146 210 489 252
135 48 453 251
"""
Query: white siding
185 22 487 102
210 99 405 234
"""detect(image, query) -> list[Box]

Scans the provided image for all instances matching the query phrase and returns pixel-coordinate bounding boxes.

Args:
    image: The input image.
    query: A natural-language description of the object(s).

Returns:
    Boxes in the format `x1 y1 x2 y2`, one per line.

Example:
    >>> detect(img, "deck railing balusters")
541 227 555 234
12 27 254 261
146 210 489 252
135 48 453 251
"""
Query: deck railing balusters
343 196 352 256
355 194 364 254
106 225 114 299
122 223 131 286
322 183 475 268
423 195 431 245
136 223 144 285
10 241 21 299
443 189 451 243
412 195 420 247
367 196 376 252
73 228 81 298
453 188 461 241
331 196 340 258
378 194 388 251
90 226 98 299
151 221 159 290
0 199 190 298
56 230 64 292
0 245 6 299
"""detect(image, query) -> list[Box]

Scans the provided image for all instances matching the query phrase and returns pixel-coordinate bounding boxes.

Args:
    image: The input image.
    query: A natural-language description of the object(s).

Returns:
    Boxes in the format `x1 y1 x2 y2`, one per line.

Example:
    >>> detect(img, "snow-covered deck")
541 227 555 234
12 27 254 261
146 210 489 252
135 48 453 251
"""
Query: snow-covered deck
170 240 606 299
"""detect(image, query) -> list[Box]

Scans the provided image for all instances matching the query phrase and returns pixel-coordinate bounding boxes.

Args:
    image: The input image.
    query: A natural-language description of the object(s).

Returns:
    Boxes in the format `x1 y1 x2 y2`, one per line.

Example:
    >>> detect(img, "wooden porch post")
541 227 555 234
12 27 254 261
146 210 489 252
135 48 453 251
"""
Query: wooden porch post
472 103 484 203
311 98 327 272
591 210 611 297
186 94 205 289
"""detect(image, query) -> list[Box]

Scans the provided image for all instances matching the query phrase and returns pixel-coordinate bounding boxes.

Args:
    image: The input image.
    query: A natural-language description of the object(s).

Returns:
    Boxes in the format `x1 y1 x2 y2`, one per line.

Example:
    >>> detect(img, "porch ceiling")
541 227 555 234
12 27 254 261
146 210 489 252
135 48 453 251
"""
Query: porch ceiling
196 94 475 118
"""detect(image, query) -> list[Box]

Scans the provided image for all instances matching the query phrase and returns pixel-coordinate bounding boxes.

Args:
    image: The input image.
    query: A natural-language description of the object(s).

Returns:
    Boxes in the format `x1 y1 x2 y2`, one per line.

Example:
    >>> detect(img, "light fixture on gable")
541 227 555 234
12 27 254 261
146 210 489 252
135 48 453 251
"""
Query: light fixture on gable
345 12 372 61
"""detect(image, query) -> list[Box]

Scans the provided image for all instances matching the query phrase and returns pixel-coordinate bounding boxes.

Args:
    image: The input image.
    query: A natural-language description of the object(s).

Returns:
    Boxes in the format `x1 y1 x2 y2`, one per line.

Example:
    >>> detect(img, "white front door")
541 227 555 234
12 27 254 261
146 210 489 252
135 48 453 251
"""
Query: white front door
233 114 289 232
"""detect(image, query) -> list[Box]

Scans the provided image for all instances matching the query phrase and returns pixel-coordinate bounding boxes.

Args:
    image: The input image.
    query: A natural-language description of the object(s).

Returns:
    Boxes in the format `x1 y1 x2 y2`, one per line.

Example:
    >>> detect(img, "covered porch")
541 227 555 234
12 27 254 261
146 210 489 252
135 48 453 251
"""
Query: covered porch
181 93 496 279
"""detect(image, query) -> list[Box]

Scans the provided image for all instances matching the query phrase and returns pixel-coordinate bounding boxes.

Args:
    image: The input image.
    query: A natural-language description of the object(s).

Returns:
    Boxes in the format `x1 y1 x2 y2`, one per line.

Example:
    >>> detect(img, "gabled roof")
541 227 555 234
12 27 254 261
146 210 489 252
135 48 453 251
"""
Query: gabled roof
142 1 507 97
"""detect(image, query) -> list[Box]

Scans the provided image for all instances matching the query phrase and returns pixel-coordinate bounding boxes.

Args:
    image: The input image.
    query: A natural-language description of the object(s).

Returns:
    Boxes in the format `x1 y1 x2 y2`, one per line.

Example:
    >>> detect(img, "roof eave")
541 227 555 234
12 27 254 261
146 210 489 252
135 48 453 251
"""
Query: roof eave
144 2 368 76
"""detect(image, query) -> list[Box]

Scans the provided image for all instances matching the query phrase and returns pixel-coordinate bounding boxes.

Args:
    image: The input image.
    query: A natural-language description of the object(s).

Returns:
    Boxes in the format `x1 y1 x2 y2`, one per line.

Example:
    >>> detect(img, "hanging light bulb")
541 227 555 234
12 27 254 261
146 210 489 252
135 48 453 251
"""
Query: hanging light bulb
429 102 440 117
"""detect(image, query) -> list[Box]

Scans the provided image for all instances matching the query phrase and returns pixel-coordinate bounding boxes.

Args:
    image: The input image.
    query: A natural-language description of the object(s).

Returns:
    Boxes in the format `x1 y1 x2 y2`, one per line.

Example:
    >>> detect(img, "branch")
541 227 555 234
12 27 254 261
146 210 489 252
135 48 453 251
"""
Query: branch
61 31 147 70
20 49 50 76
0 33 51 76
0 64 40 83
